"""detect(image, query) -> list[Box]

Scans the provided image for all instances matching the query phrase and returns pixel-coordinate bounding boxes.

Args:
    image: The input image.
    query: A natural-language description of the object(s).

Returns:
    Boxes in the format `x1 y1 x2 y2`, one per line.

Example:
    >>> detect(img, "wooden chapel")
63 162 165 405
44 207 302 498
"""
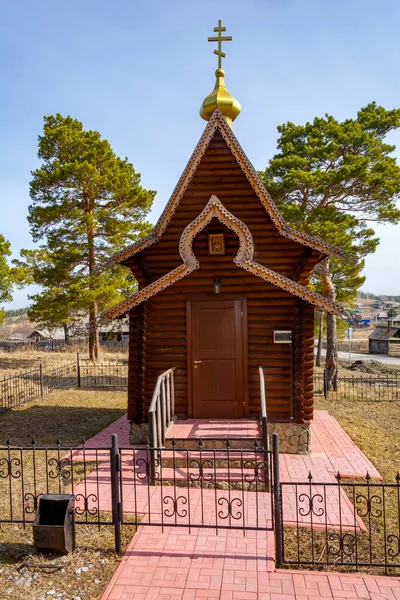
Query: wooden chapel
103 22 343 453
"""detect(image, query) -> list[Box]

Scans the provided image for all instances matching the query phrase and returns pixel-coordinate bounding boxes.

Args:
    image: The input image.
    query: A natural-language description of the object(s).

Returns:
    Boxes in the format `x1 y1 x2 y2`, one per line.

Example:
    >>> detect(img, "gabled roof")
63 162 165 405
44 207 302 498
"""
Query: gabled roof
108 109 343 268
103 195 344 320
369 326 400 341
27 328 65 340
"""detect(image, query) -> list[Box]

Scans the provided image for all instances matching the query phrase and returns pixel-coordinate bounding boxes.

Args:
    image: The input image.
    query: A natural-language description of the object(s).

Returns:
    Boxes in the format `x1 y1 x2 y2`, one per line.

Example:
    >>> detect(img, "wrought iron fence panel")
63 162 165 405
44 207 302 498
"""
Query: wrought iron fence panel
280 472 400 573
119 442 274 533
42 363 78 394
0 361 128 413
79 364 128 389
314 372 400 402
0 367 42 411
0 441 113 527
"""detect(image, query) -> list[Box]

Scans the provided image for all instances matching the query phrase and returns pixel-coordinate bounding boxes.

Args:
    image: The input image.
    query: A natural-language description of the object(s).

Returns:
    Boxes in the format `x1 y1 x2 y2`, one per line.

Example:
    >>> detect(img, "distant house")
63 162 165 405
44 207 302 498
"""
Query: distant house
376 311 389 323
98 319 129 342
372 302 382 309
26 328 65 342
369 326 400 356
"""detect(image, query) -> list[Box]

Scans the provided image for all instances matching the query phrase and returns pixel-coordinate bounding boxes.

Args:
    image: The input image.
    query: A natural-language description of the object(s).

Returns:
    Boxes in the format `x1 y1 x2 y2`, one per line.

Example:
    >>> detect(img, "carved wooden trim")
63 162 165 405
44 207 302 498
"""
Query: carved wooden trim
134 303 147 424
293 300 305 424
107 110 342 268
102 196 344 320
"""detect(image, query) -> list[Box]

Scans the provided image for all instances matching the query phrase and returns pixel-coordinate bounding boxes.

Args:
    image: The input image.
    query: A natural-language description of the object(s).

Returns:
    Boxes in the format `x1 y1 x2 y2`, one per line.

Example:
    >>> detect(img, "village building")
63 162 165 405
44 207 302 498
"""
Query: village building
103 24 343 453
26 328 65 342
376 311 389 323
98 318 129 343
369 325 400 356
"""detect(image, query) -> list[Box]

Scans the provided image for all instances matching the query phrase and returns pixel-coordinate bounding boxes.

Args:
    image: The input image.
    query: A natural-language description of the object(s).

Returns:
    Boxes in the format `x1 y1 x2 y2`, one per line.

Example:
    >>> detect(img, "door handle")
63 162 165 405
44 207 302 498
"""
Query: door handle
193 360 202 369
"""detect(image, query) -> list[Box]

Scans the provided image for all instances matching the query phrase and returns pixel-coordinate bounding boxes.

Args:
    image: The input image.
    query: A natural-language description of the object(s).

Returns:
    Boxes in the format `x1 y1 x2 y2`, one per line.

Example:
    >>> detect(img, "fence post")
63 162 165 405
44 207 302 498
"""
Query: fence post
323 367 328 398
272 433 283 568
77 352 81 388
110 433 122 554
39 363 44 398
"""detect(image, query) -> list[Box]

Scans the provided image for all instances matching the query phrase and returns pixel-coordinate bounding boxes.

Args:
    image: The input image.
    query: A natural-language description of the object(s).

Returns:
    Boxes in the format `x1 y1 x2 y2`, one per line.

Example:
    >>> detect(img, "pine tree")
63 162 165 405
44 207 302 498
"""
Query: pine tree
23 114 155 359
0 234 22 325
261 102 400 388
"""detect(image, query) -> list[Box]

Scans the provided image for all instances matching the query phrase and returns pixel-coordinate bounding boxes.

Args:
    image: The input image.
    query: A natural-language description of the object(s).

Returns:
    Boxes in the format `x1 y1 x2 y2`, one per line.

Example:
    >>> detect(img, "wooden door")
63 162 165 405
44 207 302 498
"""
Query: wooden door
189 299 245 419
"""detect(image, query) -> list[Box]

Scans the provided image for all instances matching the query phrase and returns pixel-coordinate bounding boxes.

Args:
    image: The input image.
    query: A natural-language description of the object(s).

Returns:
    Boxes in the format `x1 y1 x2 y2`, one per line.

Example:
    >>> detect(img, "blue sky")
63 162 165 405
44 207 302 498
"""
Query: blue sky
1 0 400 308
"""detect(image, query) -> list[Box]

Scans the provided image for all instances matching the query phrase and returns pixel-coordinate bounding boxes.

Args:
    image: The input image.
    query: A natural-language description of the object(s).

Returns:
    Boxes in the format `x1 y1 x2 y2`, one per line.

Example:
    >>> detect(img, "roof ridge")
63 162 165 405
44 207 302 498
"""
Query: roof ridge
107 110 343 268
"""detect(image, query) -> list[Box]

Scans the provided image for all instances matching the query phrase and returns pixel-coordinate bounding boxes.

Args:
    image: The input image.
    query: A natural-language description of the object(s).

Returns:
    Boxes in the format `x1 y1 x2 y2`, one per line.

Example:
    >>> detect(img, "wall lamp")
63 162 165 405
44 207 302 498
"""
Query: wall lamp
213 277 221 294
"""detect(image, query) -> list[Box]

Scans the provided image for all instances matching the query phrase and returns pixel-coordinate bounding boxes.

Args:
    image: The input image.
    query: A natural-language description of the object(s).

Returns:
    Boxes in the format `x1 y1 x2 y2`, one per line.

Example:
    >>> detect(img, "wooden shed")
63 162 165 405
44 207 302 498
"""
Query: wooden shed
369 326 400 356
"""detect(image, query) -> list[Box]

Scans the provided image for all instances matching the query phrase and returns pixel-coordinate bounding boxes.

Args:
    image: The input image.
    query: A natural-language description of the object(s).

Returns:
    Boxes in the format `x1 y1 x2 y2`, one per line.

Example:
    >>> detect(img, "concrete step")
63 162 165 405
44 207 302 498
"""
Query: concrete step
164 438 263 450
153 466 267 491
159 449 269 469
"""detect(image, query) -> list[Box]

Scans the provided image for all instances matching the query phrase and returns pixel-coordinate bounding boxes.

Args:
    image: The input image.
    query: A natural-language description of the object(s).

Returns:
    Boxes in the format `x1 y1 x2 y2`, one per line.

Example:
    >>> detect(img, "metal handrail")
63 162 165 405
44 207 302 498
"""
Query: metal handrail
148 367 176 449
258 366 269 451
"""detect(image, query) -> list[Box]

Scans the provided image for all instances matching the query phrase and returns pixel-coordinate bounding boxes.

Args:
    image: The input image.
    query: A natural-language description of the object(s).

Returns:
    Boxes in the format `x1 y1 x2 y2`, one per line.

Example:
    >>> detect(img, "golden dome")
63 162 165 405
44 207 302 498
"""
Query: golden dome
200 68 241 127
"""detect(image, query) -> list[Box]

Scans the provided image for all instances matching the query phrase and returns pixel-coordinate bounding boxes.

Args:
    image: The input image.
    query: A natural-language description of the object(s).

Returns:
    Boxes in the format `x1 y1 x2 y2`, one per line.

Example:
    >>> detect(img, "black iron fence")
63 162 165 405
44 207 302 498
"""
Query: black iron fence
1 432 399 574
0 340 128 353
78 363 128 389
0 360 128 412
0 439 114 528
0 435 273 554
277 472 400 573
314 371 400 402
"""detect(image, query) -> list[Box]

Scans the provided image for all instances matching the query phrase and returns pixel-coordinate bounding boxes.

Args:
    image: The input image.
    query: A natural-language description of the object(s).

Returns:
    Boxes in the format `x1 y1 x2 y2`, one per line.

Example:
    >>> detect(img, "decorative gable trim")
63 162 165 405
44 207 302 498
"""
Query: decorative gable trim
102 196 343 320
107 110 342 268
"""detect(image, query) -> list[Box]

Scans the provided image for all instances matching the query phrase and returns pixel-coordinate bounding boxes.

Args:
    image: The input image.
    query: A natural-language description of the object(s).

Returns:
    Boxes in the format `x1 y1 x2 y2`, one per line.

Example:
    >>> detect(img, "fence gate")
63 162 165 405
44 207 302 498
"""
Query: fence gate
115 438 274 539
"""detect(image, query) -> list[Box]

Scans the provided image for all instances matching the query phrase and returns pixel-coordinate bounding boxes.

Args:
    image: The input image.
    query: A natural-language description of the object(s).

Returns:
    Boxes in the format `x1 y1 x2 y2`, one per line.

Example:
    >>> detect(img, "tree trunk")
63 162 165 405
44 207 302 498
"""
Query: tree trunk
87 222 99 361
316 312 323 367
89 302 99 361
63 323 70 345
320 259 338 391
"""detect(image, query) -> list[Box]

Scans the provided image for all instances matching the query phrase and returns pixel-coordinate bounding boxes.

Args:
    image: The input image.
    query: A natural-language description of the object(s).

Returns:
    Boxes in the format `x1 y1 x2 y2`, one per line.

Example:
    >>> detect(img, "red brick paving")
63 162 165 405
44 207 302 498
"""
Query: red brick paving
166 419 261 441
101 525 400 599
73 411 397 599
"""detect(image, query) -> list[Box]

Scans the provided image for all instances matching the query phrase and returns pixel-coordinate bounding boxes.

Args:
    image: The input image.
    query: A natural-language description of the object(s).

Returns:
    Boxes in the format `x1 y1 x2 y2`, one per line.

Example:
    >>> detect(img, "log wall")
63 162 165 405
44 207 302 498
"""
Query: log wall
126 130 317 424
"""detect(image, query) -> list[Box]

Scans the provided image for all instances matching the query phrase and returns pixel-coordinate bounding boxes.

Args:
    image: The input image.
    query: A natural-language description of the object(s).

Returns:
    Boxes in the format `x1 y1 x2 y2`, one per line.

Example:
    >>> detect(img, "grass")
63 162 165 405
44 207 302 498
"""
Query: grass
0 350 127 379
315 395 400 479
0 389 127 447
0 388 132 599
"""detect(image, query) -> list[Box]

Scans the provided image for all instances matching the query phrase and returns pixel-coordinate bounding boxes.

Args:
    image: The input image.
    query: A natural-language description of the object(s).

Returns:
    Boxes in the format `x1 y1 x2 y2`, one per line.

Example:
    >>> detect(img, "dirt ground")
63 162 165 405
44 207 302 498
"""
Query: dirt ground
0 388 130 600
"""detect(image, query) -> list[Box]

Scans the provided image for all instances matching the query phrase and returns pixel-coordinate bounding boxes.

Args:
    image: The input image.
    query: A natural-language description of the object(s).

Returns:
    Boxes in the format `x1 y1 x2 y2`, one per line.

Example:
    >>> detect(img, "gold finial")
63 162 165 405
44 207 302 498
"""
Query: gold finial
200 20 241 127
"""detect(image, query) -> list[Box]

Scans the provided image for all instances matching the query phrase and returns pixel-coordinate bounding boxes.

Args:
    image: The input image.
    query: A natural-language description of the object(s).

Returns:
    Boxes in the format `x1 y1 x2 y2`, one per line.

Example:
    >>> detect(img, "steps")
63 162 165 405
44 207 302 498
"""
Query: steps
151 445 269 491
146 419 269 490
164 437 262 450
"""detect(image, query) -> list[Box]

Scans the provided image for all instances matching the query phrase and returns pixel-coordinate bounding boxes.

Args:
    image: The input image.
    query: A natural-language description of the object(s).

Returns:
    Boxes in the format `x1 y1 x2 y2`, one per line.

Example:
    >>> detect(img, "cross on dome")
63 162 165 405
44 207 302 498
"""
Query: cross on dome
200 20 241 127
208 20 232 70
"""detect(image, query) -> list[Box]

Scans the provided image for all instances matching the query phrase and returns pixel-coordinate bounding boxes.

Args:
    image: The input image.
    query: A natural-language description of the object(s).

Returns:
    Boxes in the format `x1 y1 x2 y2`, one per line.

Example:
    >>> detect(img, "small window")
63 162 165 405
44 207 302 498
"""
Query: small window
274 330 293 344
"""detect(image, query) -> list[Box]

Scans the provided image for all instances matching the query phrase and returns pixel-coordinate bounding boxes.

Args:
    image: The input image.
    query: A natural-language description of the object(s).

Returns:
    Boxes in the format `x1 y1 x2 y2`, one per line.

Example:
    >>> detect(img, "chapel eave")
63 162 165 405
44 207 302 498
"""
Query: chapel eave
107 110 343 271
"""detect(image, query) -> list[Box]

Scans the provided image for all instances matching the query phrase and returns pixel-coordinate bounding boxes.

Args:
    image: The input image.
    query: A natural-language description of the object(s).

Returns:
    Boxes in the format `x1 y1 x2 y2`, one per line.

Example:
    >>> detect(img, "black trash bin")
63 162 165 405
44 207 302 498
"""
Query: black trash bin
33 494 76 554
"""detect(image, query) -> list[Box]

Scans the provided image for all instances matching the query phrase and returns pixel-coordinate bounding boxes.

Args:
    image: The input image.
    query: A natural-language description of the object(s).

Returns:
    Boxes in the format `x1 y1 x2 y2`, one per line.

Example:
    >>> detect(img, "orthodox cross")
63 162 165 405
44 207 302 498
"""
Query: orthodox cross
208 20 232 70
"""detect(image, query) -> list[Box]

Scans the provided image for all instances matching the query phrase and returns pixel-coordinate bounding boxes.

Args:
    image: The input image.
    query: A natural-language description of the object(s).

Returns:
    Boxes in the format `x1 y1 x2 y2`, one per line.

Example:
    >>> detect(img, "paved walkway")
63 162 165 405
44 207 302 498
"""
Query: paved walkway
101 527 400 599
73 412 400 600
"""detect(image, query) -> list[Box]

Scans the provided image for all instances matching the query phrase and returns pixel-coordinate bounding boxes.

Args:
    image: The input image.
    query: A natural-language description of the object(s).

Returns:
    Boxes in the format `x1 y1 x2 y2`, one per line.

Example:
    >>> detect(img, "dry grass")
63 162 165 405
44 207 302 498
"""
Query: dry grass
0 388 132 599
0 350 127 379
281 394 400 575
315 395 400 479
0 521 136 600
0 389 127 447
